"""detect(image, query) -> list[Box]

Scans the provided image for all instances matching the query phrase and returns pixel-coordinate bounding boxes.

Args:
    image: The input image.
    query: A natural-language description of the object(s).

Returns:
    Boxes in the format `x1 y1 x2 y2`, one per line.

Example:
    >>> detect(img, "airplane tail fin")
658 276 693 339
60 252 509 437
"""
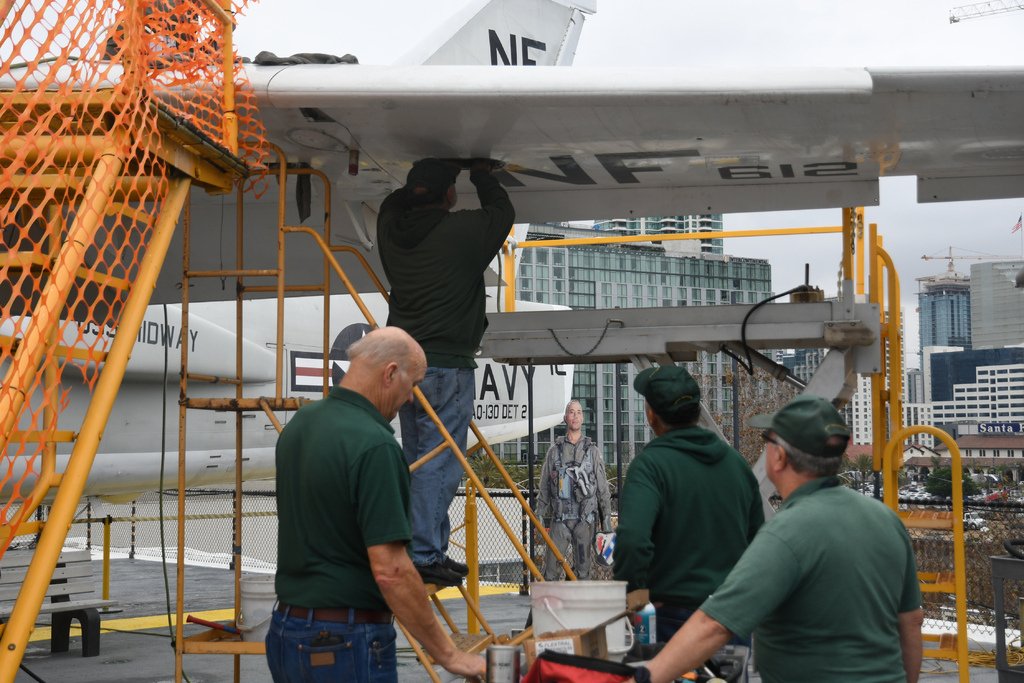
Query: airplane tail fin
396 0 596 66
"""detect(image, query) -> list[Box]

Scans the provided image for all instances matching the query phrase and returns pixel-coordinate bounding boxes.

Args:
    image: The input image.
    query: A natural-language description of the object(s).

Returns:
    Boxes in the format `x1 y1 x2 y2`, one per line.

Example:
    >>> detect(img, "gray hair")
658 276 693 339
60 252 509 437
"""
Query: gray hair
565 399 582 414
774 434 843 478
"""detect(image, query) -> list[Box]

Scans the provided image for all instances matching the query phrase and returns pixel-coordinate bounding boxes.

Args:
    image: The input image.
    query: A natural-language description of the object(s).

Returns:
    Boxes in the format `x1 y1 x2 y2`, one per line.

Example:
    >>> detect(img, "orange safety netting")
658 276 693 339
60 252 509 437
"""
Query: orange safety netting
0 0 266 556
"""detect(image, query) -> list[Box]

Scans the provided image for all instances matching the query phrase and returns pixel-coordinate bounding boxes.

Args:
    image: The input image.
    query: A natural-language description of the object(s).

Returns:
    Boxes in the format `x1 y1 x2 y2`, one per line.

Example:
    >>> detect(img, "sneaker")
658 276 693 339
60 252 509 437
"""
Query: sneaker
442 555 469 577
415 562 462 587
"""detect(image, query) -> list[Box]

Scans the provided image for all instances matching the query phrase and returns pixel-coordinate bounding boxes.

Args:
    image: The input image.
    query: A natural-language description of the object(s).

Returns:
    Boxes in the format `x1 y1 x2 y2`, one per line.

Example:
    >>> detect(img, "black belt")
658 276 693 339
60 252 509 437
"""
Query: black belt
276 603 393 624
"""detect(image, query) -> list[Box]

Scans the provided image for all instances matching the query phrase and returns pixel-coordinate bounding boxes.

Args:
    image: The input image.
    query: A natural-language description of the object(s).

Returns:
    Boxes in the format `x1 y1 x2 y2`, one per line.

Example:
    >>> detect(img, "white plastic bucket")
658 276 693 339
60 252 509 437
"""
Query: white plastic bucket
237 574 276 642
531 580 633 660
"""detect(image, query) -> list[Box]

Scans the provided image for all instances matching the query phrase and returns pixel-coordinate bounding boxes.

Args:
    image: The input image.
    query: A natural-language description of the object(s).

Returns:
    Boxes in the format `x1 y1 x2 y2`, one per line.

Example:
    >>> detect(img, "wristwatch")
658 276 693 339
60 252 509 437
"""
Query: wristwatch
632 664 651 683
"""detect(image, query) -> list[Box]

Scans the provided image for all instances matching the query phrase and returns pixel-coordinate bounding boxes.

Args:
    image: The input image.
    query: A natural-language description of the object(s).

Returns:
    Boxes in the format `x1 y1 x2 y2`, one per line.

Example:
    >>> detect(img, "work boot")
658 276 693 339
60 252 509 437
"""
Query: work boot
442 555 469 577
415 562 462 587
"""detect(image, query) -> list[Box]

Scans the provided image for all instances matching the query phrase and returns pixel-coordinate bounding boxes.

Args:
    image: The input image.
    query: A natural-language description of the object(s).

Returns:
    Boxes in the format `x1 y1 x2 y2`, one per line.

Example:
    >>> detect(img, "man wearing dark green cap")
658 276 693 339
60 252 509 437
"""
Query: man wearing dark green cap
614 365 763 643
631 395 923 683
377 158 514 587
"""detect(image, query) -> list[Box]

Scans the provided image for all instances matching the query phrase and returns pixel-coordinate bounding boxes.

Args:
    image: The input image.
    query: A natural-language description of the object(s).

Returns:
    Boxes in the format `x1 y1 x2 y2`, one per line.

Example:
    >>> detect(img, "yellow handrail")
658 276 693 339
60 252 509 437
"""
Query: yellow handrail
501 223 845 312
0 176 191 682
883 426 968 683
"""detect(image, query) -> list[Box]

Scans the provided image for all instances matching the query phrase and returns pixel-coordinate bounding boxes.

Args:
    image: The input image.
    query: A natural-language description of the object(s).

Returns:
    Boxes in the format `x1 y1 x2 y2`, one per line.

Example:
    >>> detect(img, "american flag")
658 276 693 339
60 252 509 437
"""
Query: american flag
1014 214 1023 235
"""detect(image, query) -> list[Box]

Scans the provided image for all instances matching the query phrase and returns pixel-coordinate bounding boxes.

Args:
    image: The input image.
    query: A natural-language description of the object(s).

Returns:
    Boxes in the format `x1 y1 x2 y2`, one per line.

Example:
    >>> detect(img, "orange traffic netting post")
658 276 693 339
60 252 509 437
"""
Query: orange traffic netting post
0 0 265 677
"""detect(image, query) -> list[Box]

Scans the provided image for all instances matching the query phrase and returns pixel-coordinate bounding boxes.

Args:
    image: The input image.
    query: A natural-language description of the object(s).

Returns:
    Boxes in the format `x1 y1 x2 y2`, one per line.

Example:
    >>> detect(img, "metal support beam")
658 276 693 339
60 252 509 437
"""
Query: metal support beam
481 301 880 374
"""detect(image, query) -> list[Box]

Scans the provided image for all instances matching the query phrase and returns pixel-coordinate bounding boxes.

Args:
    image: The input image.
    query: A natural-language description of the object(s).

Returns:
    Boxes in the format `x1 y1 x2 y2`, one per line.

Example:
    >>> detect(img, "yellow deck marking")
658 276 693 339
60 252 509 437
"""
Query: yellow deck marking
28 584 519 641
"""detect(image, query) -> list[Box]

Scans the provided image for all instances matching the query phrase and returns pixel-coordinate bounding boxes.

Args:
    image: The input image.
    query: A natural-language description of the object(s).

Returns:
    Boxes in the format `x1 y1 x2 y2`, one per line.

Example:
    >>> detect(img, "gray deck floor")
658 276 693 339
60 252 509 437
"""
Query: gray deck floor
11 559 1002 682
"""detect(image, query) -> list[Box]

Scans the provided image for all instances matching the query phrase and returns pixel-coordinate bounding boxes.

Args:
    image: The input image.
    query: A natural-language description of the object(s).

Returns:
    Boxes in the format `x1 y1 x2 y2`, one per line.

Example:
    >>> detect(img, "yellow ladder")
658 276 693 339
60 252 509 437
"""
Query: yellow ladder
0 3 254 680
171 148 570 680
885 427 969 681
868 221 968 680
396 576 498 683
0 99 242 683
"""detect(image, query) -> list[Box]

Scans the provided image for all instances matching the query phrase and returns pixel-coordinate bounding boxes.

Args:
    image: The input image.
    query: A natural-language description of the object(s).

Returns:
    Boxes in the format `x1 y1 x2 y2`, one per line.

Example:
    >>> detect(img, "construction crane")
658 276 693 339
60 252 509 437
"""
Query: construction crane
921 246 1015 273
949 0 1024 23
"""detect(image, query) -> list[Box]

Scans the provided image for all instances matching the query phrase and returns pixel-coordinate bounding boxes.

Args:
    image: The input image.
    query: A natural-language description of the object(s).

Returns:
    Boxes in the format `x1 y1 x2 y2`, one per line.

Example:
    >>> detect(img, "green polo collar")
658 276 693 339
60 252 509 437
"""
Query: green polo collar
328 386 394 433
780 475 841 511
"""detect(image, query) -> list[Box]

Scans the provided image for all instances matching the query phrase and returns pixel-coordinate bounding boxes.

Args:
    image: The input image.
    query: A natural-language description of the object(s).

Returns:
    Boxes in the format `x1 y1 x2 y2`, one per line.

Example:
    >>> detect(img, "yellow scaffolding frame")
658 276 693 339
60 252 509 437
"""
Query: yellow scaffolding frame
0 176 193 681
0 1 252 678
867 218 968 680
171 150 575 681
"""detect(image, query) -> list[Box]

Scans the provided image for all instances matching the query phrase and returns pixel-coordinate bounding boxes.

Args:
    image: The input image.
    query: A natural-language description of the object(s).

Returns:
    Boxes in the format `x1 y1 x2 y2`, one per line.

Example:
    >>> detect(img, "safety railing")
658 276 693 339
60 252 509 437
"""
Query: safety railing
885 426 969 681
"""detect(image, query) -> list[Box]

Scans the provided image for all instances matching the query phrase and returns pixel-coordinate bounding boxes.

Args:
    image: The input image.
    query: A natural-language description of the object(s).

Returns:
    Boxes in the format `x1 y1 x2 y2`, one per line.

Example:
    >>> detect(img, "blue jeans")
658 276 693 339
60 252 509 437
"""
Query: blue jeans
265 608 397 683
399 366 474 566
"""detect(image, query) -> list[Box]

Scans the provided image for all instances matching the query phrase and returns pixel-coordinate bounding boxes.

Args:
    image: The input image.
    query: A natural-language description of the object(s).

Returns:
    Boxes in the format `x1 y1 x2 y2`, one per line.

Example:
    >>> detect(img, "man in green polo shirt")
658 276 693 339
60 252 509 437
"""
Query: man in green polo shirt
630 395 923 683
267 327 485 683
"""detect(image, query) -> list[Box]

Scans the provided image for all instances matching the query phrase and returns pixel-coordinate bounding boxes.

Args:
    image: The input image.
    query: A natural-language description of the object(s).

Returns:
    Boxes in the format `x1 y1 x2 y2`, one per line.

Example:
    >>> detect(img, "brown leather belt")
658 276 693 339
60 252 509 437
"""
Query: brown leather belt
276 603 393 624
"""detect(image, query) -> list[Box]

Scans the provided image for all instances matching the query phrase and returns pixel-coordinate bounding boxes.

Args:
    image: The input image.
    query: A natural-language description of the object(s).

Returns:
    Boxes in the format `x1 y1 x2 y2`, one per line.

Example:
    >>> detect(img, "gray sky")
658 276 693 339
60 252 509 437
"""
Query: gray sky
234 0 1024 367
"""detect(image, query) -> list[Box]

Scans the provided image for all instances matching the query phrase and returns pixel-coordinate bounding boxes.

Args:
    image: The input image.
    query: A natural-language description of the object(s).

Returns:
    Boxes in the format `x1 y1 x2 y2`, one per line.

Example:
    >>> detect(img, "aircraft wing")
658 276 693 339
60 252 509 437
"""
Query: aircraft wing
164 63 1024 304
249 63 1024 221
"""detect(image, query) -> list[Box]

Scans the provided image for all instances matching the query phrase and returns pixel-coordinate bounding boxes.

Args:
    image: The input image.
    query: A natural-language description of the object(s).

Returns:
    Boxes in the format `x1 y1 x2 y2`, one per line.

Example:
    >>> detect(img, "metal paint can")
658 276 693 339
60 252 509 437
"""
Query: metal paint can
486 644 520 683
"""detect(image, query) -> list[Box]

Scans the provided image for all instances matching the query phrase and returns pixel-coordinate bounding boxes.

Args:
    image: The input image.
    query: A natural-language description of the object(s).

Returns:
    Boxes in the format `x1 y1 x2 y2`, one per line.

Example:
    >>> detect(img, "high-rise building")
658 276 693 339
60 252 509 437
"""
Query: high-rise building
906 368 924 404
929 347 1024 403
903 402 935 448
917 271 971 357
921 345 965 403
846 374 875 445
505 222 771 465
780 348 827 385
594 215 725 255
931 362 1024 425
970 260 1024 349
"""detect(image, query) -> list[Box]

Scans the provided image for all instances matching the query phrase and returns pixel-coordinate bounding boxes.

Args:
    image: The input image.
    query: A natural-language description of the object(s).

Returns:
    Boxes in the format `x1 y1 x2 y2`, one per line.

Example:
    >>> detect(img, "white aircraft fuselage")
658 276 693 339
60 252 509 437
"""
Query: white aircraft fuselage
5 293 571 501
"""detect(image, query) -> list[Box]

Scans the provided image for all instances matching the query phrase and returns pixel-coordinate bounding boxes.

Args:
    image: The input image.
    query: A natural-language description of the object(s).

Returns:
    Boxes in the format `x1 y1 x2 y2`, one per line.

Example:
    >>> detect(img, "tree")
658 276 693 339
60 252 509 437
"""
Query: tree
469 452 529 490
697 365 798 466
925 460 979 498
841 453 875 489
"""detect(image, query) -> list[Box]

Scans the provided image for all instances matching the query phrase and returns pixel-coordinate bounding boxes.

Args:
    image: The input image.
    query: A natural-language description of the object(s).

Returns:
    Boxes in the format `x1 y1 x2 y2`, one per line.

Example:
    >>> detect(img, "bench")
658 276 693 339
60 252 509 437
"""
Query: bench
0 549 117 657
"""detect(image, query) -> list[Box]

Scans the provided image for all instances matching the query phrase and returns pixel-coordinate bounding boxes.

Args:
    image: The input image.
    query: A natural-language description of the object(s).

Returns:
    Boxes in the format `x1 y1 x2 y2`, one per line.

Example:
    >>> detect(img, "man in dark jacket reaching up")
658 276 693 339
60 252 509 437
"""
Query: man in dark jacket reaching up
377 158 514 587
614 365 763 643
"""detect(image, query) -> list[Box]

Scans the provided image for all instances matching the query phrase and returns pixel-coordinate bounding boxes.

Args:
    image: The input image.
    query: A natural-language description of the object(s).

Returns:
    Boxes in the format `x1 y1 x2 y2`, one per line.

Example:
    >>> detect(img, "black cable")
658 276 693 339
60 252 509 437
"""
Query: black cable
718 345 749 372
157 305 191 682
18 663 46 683
100 627 173 638
546 319 621 358
159 304 173 636
738 285 814 375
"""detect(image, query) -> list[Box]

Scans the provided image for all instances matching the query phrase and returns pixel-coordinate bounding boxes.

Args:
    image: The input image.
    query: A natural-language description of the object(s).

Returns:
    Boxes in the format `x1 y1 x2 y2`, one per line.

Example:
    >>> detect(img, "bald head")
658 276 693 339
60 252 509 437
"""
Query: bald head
348 327 423 370
342 327 426 420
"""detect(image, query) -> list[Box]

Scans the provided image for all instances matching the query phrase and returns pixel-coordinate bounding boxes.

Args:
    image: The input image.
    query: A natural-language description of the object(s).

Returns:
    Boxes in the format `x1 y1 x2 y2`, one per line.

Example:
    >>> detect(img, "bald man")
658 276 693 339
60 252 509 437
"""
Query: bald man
267 327 485 683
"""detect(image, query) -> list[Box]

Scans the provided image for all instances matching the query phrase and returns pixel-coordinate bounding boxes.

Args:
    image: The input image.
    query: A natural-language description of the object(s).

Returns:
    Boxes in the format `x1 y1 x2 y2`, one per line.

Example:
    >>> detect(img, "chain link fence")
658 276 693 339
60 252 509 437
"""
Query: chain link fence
19 488 1024 644
909 501 1024 641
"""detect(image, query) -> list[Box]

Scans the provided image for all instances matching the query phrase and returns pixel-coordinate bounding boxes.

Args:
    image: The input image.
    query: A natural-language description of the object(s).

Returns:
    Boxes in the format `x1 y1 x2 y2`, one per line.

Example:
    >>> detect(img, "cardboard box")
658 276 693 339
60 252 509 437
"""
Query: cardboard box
523 610 629 666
